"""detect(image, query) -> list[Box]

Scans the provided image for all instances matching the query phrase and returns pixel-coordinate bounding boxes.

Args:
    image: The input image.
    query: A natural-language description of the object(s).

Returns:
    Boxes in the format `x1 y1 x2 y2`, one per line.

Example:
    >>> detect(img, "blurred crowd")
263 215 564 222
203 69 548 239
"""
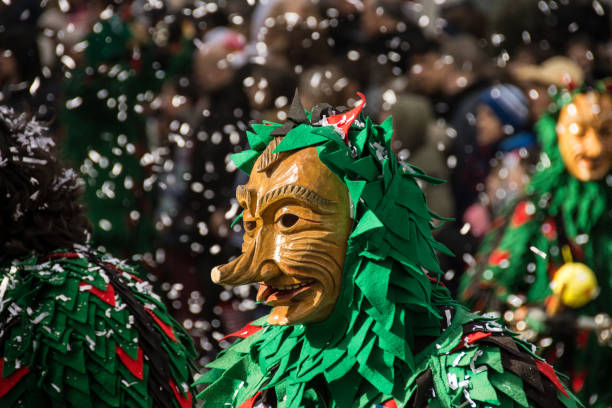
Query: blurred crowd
2 0 611 367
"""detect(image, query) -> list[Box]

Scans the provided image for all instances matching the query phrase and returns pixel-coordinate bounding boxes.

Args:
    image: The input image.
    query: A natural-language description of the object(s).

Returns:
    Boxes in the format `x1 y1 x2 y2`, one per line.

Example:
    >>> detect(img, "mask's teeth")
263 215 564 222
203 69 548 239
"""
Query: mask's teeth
274 279 315 292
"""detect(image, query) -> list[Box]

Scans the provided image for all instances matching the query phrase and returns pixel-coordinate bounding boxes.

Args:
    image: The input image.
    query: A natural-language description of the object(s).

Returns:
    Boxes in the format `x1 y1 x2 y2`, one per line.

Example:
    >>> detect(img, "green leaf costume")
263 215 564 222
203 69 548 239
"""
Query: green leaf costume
196 96 580 408
61 13 193 255
459 83 612 407
0 249 197 407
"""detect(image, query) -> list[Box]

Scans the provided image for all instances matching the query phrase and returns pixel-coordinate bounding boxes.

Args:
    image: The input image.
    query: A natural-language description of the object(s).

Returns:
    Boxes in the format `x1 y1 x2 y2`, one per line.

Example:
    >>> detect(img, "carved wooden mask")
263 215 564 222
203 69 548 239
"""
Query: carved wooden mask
211 139 352 325
557 92 612 181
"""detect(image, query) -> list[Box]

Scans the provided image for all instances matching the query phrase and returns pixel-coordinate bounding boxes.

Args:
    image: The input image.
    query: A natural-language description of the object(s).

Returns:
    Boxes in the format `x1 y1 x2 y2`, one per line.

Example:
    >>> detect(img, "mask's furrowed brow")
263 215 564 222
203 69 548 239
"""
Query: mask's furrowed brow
259 184 335 214
236 185 253 211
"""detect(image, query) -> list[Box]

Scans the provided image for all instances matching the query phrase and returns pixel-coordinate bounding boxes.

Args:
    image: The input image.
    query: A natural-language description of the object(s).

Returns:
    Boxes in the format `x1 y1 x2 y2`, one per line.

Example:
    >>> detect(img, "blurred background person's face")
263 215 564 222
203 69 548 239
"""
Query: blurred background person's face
409 51 446 95
259 0 325 69
244 74 271 111
476 104 504 146
0 50 19 83
194 43 235 93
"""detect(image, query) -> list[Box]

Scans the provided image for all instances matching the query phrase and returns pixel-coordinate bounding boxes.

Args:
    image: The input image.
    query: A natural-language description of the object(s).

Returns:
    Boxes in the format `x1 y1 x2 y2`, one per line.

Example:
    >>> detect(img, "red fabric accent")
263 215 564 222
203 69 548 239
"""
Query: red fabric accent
238 391 262 408
491 216 506 230
41 252 80 261
426 274 447 288
220 323 263 342
0 358 30 398
381 399 398 407
103 263 144 283
465 331 492 344
542 347 558 366
452 332 492 352
130 54 142 71
510 201 534 227
569 241 585 261
535 359 570 398
488 249 510 267
326 92 366 142
169 378 192 408
547 263 559 280
541 218 557 240
575 330 590 349
79 282 116 307
571 369 587 393
126 273 143 283
144 308 178 342
563 74 576 91
116 345 144 380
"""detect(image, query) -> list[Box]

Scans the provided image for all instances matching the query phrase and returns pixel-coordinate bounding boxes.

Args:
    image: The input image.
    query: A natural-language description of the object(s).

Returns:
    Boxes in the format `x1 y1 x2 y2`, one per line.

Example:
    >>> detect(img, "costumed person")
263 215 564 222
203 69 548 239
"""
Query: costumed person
460 80 612 407
195 92 580 407
0 106 196 407
61 4 194 258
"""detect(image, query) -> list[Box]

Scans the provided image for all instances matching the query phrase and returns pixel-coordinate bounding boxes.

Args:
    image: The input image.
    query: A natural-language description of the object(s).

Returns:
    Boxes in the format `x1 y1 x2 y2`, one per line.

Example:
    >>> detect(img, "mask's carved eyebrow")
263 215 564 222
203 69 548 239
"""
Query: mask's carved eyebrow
236 185 253 210
259 183 335 214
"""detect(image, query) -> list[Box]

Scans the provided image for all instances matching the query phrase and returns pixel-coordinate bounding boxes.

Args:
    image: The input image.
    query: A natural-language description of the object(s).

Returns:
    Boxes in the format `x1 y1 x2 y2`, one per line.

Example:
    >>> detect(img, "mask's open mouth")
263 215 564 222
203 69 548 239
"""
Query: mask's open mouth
581 157 606 168
257 279 315 304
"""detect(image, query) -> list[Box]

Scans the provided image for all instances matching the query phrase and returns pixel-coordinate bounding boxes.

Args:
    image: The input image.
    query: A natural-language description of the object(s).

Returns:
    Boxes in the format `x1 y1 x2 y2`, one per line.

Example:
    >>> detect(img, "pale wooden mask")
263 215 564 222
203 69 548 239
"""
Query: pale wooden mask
211 139 352 325
557 92 612 181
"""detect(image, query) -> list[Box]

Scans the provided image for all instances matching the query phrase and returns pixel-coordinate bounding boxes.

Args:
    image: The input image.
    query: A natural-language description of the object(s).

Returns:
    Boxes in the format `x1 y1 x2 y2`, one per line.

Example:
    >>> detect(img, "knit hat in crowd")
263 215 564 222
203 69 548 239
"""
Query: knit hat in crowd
479 84 529 130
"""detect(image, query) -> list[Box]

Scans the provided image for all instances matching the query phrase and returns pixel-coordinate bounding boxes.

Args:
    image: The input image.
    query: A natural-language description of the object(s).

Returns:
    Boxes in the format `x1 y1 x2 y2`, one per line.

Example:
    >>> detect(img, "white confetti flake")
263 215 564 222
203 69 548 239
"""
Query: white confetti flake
452 351 465 367
529 246 547 259
593 0 605 16
469 350 487 374
32 312 50 324
29 77 40 95
65 97 83 110
60 55 76 69
0 276 9 311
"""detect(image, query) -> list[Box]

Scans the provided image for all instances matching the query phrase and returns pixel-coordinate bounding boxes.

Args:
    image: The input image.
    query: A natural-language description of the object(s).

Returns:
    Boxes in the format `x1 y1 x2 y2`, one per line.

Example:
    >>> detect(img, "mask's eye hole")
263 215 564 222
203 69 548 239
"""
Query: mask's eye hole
244 220 257 232
279 213 299 228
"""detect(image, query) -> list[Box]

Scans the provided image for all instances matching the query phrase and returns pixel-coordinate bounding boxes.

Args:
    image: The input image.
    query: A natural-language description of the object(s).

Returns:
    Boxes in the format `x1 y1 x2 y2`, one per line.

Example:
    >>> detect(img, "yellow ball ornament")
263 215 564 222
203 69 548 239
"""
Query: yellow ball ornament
551 262 599 308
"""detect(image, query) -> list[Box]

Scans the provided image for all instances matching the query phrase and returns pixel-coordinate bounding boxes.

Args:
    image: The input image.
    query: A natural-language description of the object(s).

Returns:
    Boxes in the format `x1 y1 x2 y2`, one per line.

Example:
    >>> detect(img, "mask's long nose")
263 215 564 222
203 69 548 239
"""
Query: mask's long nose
210 254 255 286
211 243 257 285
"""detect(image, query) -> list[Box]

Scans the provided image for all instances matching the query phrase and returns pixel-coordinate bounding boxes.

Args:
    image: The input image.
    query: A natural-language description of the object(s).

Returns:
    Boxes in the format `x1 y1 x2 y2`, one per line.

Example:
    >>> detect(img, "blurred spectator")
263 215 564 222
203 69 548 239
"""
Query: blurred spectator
299 63 359 110
0 27 53 121
243 63 297 122
409 35 492 121
251 0 331 70
451 84 529 217
476 85 530 147
439 1 489 39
